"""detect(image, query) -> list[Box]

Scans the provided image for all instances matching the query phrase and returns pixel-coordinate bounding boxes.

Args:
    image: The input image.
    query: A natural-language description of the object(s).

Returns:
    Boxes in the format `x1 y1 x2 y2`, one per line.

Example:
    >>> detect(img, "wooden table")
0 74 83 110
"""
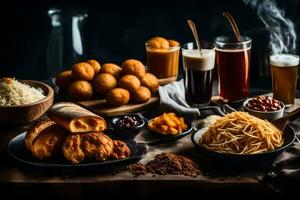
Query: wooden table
0 121 279 198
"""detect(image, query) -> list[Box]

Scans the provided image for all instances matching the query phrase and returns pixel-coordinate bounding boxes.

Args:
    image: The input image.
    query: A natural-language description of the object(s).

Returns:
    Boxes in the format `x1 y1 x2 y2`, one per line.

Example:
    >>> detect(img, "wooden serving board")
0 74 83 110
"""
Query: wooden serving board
77 97 159 117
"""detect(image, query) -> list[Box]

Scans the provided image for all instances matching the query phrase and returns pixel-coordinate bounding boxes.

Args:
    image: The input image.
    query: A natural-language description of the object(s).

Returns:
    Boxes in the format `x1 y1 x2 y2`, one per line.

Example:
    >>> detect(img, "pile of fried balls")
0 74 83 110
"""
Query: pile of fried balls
55 59 159 106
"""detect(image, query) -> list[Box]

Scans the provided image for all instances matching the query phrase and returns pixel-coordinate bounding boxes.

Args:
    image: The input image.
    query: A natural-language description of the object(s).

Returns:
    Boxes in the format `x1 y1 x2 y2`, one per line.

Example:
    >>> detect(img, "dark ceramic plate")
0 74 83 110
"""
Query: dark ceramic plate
8 132 146 169
191 125 296 166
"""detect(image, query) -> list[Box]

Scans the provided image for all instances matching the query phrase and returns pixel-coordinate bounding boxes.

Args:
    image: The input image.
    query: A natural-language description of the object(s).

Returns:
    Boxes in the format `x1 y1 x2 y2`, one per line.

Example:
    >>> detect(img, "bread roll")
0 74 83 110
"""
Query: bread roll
47 102 107 133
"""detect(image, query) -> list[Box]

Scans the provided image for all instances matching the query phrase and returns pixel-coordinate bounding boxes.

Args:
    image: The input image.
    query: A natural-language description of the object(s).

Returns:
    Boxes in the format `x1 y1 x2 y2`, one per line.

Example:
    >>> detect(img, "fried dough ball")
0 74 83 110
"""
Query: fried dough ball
56 70 74 90
92 73 117 94
131 86 151 103
122 59 145 79
68 80 93 100
86 59 101 74
100 63 123 79
168 39 180 47
118 74 141 92
72 62 95 81
81 132 114 161
63 134 85 164
105 88 130 106
110 140 131 159
147 37 169 49
141 73 159 93
31 124 67 160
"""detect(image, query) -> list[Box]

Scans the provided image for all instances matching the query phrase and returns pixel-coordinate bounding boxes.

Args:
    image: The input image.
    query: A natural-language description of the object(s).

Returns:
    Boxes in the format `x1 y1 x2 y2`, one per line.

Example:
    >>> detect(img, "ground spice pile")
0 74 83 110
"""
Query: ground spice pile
128 153 200 177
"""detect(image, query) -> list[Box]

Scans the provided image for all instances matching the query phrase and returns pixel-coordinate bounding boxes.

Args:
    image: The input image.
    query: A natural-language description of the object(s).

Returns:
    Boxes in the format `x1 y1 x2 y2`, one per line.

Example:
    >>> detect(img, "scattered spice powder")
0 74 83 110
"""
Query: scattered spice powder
127 153 200 177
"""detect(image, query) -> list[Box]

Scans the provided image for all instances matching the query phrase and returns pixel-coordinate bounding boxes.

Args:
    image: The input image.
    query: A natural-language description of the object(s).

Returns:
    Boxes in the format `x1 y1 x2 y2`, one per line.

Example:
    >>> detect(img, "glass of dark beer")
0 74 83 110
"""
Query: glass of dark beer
271 54 299 107
214 36 252 102
182 42 215 107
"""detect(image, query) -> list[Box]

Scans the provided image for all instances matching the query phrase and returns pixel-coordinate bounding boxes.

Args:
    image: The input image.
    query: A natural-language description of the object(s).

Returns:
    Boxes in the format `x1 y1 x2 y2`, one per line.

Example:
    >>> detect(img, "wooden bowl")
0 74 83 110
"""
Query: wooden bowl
0 80 54 124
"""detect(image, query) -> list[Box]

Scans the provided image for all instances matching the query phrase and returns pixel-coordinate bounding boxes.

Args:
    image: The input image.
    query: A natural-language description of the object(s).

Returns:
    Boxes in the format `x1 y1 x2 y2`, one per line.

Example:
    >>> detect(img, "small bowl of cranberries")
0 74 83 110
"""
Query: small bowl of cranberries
110 114 145 139
243 95 285 121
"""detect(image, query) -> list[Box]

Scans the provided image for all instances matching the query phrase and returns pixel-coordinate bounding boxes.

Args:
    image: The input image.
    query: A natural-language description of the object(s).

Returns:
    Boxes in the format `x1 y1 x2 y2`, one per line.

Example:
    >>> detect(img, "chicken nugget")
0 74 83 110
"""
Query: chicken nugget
105 88 130 106
68 80 93 100
100 63 123 79
147 37 169 49
122 59 145 78
118 74 140 92
86 59 101 74
81 132 114 161
56 70 74 90
92 73 117 94
131 86 151 103
72 62 95 81
31 124 67 160
110 140 131 159
141 73 159 93
62 134 85 164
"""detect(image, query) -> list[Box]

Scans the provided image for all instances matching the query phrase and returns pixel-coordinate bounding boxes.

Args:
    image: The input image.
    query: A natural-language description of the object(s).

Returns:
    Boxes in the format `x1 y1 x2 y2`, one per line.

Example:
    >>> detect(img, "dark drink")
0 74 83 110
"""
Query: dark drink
215 36 252 102
182 43 215 107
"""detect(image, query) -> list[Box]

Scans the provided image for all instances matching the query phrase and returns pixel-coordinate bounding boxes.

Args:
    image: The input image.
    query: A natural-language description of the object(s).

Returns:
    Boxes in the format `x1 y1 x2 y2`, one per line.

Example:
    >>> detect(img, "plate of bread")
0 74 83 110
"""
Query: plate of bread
8 102 146 168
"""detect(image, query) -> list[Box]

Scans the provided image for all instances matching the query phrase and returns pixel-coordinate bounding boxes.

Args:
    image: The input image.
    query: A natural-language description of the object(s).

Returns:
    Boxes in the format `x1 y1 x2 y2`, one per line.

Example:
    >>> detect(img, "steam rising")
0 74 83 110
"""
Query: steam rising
243 0 297 54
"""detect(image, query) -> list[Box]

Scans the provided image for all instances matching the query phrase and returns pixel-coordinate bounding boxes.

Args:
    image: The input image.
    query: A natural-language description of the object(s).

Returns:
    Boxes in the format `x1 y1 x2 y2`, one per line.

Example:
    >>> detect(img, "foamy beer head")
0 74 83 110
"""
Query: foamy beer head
270 54 299 68
182 49 215 71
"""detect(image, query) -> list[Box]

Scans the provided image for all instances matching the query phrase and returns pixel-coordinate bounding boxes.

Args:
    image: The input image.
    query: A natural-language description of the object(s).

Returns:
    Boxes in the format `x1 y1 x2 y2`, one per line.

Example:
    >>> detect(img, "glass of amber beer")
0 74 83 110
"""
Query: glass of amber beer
214 36 252 102
271 54 299 107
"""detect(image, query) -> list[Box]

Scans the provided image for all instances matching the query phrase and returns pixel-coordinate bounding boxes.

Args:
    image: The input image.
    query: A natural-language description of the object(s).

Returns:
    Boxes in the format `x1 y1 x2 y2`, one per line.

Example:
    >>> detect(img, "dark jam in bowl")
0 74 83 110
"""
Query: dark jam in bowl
116 115 141 128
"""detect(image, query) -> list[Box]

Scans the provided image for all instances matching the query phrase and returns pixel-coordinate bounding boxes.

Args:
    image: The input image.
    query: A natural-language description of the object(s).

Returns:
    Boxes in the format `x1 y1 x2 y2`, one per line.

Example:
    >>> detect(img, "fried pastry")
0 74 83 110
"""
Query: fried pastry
92 73 117 94
86 59 101 74
81 132 114 161
147 37 169 49
31 124 67 160
100 63 123 79
122 59 145 79
67 80 93 100
72 62 95 81
141 73 159 93
131 86 151 103
105 88 130 106
25 118 56 151
56 70 74 90
118 74 141 92
48 102 107 133
62 134 85 164
110 140 131 159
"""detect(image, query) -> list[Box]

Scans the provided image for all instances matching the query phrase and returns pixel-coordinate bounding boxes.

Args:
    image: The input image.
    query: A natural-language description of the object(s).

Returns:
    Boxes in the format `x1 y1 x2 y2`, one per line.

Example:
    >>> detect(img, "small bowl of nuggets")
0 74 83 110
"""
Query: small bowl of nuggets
147 112 193 140
56 58 160 107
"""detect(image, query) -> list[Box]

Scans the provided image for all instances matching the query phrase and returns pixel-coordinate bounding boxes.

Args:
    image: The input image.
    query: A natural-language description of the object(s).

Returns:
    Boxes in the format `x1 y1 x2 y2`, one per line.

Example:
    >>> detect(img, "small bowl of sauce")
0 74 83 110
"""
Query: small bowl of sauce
111 114 145 138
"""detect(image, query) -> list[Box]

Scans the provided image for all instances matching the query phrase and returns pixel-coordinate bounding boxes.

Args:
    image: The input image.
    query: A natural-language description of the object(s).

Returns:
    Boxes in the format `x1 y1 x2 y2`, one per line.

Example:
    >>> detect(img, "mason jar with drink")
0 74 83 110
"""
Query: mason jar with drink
214 36 252 102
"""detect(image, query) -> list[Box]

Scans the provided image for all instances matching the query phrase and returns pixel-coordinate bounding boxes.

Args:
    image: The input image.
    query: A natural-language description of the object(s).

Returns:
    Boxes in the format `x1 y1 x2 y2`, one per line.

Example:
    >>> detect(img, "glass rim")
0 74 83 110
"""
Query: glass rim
214 36 252 45
181 42 216 51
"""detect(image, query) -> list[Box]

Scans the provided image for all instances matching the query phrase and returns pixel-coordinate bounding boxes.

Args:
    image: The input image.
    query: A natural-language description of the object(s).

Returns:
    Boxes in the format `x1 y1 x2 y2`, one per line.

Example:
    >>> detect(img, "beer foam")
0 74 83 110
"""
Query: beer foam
270 54 299 67
182 49 215 71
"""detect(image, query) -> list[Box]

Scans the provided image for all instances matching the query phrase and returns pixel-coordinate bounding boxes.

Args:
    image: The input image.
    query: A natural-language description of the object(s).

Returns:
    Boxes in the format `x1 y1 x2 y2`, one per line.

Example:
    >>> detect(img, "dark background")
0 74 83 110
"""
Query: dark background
0 0 299 89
